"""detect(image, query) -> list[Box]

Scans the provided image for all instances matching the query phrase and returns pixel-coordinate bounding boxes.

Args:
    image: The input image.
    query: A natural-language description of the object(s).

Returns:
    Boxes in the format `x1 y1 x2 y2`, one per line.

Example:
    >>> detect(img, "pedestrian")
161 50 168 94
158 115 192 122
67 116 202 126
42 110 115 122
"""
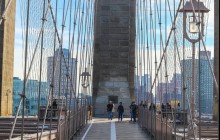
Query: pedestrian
176 103 181 120
161 103 165 118
107 101 113 120
143 101 148 109
166 102 171 111
87 105 92 120
129 102 133 122
52 99 58 117
112 102 115 118
149 103 153 111
117 102 124 122
132 102 138 122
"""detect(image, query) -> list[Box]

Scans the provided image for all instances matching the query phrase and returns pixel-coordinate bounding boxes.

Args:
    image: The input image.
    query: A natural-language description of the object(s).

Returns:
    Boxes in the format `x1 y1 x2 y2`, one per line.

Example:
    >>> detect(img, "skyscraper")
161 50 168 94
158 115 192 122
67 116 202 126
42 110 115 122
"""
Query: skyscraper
181 51 214 114
0 0 16 116
140 74 151 102
199 51 214 114
47 48 76 104
169 73 182 103
157 83 170 103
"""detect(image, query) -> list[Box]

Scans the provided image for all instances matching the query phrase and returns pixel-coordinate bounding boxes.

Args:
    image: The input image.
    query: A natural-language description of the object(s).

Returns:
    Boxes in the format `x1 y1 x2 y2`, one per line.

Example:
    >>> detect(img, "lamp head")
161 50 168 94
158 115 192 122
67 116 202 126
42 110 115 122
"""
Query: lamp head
179 0 210 13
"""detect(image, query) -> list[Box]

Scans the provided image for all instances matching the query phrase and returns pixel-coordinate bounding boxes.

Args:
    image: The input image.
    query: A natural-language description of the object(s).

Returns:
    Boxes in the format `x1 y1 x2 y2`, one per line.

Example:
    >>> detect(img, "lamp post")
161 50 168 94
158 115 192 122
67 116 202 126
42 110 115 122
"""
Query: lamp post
179 0 209 138
80 68 91 88
80 67 91 104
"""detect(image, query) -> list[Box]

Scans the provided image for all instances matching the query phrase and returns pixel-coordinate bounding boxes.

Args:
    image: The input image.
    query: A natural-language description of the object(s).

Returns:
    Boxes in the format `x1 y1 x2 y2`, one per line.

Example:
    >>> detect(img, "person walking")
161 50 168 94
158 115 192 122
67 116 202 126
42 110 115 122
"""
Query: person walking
132 102 138 122
117 102 124 122
107 101 113 120
176 103 181 120
161 103 166 118
52 99 58 117
129 102 133 122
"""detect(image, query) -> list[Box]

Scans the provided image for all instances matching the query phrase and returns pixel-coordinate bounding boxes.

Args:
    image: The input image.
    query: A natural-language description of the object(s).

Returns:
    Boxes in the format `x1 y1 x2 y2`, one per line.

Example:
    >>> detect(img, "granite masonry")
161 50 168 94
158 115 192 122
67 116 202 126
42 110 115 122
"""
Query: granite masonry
93 0 136 117
0 0 16 116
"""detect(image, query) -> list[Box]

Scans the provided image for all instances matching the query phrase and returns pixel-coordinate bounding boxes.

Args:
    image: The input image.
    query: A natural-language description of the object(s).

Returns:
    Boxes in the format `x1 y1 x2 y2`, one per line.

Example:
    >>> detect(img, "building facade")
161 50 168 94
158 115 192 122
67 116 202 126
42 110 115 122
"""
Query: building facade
12 77 23 115
213 0 219 121
181 51 214 114
0 0 16 116
156 73 182 104
139 74 151 103
13 77 49 116
47 48 76 108
169 73 182 103
156 83 170 103
199 52 214 114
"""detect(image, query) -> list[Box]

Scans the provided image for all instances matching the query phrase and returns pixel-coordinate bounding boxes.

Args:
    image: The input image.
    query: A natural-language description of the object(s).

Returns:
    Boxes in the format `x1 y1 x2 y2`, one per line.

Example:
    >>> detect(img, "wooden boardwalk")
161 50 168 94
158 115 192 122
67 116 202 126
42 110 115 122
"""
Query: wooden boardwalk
73 118 151 140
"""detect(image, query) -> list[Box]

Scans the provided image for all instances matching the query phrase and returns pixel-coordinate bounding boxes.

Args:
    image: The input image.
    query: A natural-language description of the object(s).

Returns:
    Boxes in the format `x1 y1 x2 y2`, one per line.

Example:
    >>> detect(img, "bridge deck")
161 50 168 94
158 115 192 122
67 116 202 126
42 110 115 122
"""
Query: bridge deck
73 118 150 140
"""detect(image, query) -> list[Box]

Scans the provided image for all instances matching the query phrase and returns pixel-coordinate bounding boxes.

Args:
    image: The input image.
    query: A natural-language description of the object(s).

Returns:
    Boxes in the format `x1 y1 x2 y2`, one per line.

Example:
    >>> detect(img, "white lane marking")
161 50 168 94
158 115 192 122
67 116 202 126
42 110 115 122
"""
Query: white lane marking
111 121 117 140
81 120 94 140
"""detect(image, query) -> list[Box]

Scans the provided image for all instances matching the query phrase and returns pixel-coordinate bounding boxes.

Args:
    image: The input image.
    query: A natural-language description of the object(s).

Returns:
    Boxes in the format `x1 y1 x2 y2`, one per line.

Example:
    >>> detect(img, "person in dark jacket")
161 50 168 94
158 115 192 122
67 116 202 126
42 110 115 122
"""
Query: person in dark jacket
131 102 138 122
52 99 58 117
161 103 166 118
107 101 113 120
129 102 133 121
117 102 124 122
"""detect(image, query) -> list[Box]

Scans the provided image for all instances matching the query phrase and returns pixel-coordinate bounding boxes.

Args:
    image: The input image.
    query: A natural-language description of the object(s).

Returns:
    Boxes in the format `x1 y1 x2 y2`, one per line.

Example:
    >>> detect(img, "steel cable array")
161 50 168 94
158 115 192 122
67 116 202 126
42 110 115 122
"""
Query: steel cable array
135 0 215 139
9 0 95 139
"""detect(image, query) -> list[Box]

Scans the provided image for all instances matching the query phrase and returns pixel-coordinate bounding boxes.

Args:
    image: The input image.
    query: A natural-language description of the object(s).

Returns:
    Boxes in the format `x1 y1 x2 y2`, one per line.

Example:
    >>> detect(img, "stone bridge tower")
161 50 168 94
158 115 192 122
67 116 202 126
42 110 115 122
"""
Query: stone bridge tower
0 0 16 116
93 0 136 116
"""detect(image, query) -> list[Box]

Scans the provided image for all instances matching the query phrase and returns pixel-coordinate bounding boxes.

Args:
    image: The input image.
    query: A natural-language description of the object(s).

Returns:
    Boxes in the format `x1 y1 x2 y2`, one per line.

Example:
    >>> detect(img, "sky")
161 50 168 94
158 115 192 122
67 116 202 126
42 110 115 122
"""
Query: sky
13 0 215 79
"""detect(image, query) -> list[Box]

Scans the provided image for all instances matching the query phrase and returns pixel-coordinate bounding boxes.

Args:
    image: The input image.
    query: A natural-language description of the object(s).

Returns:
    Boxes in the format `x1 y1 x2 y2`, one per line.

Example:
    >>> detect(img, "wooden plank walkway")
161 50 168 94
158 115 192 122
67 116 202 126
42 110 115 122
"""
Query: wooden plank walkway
73 118 151 140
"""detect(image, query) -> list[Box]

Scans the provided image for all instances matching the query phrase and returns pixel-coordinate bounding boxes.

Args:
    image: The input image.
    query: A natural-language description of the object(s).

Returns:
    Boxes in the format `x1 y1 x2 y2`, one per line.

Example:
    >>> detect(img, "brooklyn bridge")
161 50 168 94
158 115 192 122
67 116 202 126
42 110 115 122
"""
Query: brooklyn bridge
0 0 219 139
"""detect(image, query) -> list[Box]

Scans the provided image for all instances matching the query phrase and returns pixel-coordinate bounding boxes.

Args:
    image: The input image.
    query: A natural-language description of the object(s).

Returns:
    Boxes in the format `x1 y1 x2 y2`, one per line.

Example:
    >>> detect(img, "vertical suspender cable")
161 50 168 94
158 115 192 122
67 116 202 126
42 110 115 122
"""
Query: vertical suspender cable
135 0 138 108
173 0 177 137
182 0 186 138
137 0 140 104
164 0 168 139
149 0 153 138
146 0 150 131
154 0 157 137
56 0 66 136
198 1 201 139
63 0 71 137
62 1 73 139
143 0 146 105
37 0 46 139
159 0 163 139
49 0 58 138
67 0 73 139
74 0 85 130
140 0 143 106
21 0 30 139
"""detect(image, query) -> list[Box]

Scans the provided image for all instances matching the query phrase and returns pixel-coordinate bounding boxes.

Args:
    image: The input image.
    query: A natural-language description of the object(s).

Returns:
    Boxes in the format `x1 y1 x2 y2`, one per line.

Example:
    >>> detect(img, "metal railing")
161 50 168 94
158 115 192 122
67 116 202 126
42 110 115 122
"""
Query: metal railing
138 106 173 140
58 105 88 140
